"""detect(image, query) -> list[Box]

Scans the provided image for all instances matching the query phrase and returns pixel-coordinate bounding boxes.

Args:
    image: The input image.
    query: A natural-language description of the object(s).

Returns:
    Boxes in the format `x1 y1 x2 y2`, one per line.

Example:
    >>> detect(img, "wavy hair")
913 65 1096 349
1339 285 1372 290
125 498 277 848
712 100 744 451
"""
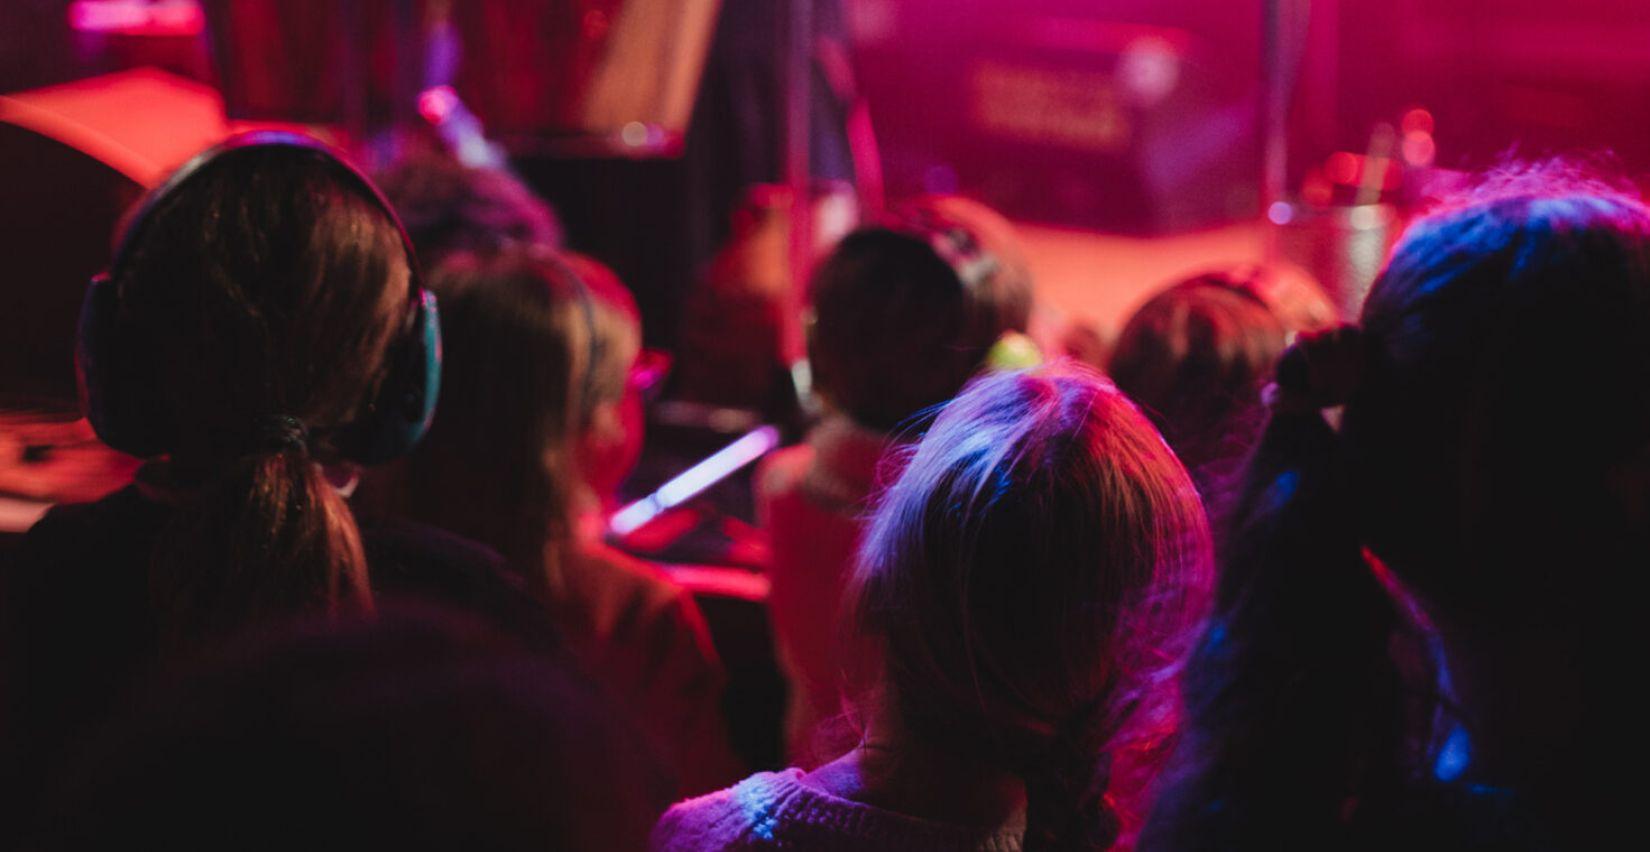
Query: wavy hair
850 363 1213 849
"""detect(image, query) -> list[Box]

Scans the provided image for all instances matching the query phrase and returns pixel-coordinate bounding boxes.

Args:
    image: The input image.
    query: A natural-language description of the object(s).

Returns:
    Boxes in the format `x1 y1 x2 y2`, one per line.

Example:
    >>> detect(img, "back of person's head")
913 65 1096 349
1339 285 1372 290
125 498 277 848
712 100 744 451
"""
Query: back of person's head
903 194 1037 301
378 248 618 595
1108 270 1288 498
675 185 800 412
808 199 1033 433
1349 170 1650 600
562 252 647 504
1143 164 1650 851
851 363 1213 849
88 135 429 641
373 147 562 264
34 605 670 851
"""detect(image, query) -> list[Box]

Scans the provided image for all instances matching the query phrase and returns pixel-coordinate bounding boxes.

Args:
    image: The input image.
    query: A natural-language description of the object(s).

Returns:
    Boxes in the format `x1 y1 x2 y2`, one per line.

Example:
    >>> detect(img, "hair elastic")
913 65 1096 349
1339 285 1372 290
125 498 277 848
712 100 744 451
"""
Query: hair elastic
252 415 310 455
1266 324 1367 413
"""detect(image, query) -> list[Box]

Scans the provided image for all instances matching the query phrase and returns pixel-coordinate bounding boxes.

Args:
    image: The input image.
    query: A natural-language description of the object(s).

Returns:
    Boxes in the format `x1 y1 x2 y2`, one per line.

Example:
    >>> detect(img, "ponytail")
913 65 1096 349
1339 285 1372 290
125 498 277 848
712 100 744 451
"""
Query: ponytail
95 142 417 647
1019 723 1121 851
1141 328 1407 851
149 427 373 645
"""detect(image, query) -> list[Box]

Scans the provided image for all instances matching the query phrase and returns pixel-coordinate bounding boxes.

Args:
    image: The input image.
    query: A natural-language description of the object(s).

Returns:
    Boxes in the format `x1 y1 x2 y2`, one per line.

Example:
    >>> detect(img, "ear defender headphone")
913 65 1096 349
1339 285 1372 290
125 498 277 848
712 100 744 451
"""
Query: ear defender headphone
887 206 1043 372
77 131 442 465
1176 266 1275 310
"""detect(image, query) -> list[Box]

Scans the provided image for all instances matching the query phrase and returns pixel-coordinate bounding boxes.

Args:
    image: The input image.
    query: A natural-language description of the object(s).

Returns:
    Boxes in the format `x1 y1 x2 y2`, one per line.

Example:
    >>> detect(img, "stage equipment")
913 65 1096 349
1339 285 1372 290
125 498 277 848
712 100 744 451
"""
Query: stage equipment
851 0 1262 234
449 0 722 156
1334 0 1650 173
202 0 432 137
781 0 814 391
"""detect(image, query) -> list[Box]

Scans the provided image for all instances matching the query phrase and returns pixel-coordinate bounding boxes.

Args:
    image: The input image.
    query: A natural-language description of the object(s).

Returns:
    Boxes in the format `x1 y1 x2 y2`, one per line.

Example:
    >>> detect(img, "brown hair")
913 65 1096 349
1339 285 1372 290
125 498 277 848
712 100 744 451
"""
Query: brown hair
112 145 411 640
1108 271 1288 498
376 249 629 598
808 200 1031 432
852 363 1213 849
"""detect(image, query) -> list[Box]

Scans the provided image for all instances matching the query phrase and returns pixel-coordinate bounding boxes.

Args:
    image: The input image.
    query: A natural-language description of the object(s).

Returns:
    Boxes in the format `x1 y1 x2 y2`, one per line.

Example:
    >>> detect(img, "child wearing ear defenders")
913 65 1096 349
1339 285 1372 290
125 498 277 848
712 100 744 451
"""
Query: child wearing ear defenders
0 137 559 832
756 196 1037 767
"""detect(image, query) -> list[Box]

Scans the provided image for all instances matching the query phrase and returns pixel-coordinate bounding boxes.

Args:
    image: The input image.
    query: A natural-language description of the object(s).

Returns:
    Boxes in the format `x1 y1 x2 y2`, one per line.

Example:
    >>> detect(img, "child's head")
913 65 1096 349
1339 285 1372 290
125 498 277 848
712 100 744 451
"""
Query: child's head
808 201 1033 433
386 248 639 588
87 135 426 638
1108 270 1288 492
851 363 1212 847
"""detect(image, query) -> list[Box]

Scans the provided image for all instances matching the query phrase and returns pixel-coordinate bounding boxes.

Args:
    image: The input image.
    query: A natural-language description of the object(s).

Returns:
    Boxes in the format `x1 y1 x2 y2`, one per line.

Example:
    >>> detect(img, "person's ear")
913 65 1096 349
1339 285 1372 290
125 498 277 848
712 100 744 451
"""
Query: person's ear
585 399 626 448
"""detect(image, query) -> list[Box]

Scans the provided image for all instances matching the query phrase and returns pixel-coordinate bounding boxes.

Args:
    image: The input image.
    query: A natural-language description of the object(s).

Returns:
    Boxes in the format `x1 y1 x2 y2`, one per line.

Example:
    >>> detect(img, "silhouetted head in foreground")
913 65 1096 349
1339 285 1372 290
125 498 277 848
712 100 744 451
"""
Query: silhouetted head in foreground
1144 164 1650 851
808 198 1033 433
36 606 669 851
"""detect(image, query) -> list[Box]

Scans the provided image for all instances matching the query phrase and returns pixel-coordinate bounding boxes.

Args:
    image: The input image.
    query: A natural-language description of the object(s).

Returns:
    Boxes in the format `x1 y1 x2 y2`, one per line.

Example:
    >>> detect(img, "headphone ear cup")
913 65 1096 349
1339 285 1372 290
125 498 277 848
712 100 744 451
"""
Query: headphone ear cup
338 289 442 465
984 330 1043 372
78 275 170 457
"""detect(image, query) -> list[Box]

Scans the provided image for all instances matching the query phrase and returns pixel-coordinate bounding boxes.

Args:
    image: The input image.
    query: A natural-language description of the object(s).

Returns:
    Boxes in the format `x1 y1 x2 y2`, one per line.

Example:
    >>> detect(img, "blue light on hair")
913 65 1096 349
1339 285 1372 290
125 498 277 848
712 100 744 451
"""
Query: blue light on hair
1433 723 1472 783
1263 469 1300 513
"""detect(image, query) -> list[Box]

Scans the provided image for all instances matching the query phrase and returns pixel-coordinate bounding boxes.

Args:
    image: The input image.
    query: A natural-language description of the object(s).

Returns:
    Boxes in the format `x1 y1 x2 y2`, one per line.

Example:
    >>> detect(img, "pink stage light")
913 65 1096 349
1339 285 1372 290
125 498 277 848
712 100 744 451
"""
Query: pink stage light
68 0 204 37
417 86 459 126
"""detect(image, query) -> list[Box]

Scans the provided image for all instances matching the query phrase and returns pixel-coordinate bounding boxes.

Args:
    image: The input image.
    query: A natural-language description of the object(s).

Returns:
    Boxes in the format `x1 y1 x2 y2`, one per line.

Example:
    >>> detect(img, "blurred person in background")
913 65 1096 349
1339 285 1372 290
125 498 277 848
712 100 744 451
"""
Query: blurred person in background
659 365 1213 850
357 248 741 797
1107 268 1290 506
757 196 1035 766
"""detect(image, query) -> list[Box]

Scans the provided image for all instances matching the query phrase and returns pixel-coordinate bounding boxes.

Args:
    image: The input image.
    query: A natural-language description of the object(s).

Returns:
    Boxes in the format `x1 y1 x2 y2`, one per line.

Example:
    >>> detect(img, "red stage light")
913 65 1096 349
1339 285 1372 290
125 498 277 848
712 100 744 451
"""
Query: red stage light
1401 108 1436 136
1326 151 1361 185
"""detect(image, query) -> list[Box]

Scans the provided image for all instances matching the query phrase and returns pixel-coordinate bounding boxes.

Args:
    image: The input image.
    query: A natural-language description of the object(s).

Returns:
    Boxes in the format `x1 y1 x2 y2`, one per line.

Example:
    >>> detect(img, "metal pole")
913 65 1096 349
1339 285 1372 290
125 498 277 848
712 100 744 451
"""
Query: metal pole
782 0 815 399
1261 0 1291 261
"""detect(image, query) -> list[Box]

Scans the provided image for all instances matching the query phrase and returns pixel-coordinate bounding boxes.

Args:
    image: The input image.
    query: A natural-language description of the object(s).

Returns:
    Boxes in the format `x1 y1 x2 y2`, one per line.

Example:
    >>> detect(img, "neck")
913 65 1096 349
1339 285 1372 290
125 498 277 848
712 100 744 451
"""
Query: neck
802 697 1027 829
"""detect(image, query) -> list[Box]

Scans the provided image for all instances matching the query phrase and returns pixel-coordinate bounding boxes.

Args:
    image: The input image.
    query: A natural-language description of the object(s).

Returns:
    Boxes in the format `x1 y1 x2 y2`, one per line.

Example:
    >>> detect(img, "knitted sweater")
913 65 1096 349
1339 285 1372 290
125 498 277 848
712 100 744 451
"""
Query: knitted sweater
651 769 1025 851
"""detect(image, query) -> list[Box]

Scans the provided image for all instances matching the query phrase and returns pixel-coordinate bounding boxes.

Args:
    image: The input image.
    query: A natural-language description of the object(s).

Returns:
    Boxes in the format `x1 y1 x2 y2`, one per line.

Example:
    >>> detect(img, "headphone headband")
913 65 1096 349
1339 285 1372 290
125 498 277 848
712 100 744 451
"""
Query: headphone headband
1176 266 1275 310
109 131 425 299
80 132 441 463
880 206 1002 292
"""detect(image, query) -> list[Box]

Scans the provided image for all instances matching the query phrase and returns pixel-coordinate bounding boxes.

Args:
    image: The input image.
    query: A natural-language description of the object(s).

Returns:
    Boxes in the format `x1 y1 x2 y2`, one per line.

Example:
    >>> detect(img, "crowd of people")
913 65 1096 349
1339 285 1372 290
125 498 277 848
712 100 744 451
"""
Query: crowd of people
2 130 1643 851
